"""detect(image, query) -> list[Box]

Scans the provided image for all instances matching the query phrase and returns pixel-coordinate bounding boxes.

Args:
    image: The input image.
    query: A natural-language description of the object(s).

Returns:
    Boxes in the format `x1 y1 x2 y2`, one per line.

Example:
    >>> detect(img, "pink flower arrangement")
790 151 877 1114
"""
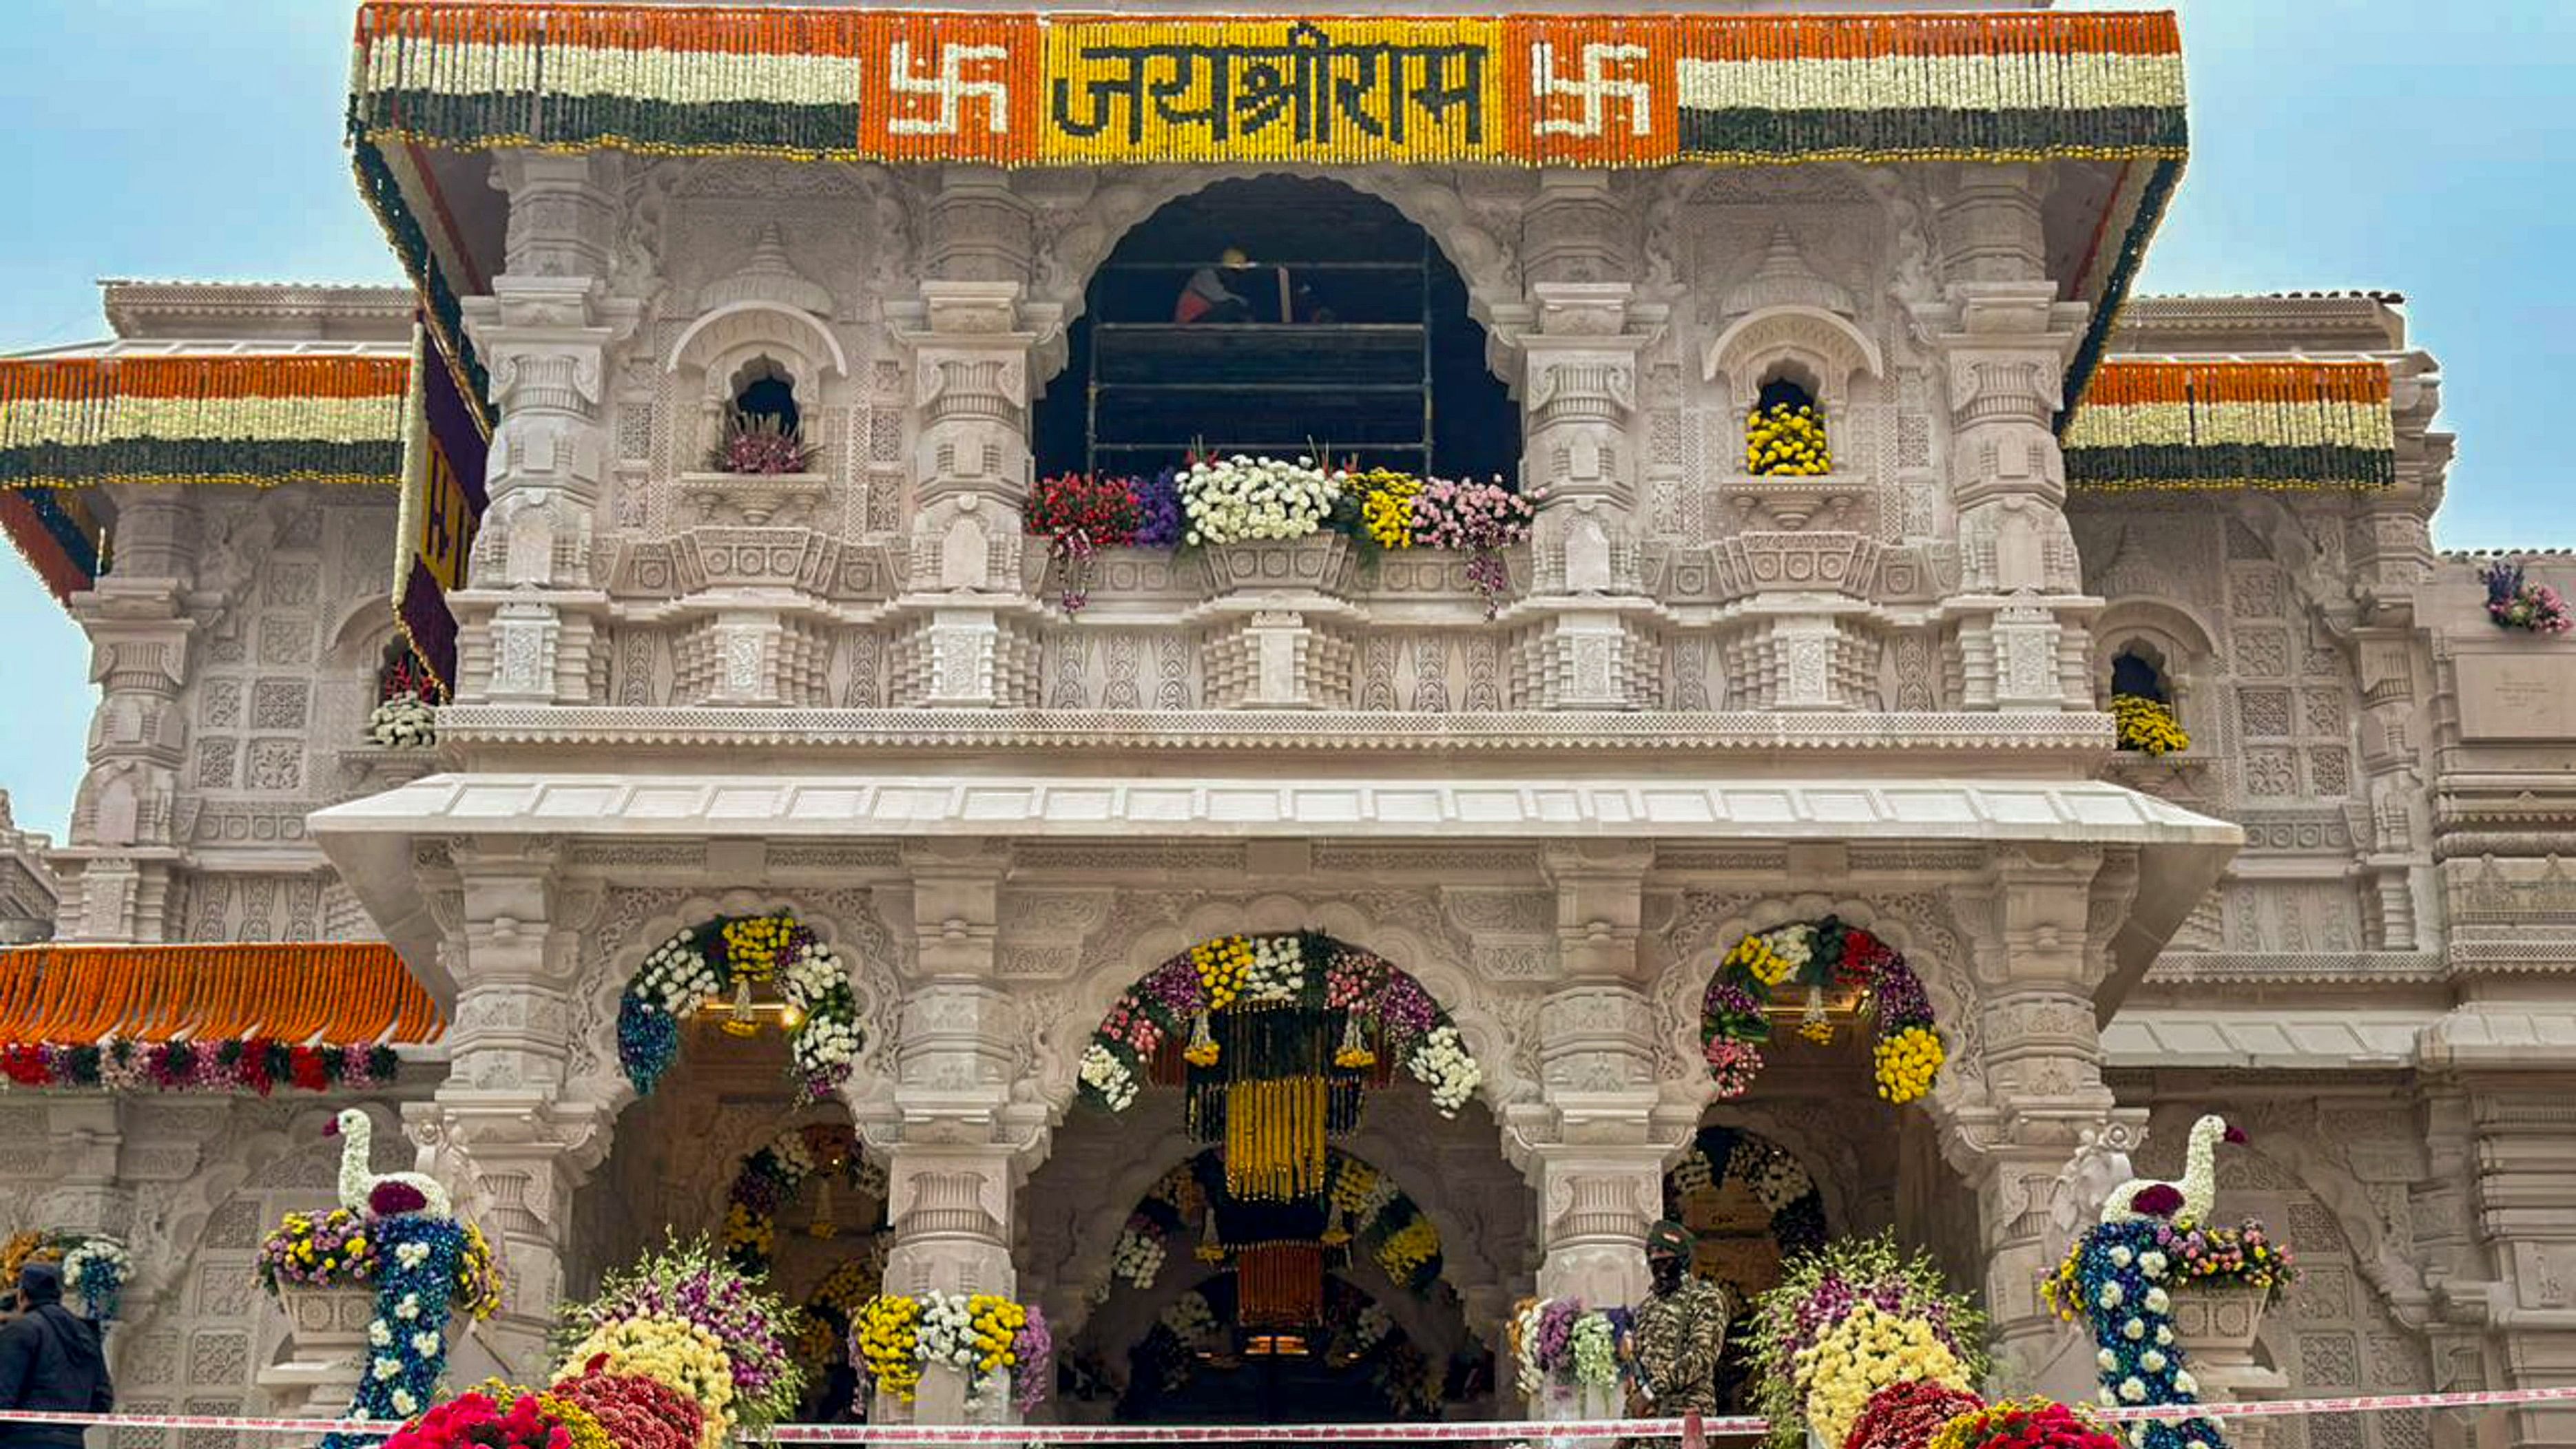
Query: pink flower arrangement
1704 1037 1763 1098
2482 560 2573 635
1410 478 1537 616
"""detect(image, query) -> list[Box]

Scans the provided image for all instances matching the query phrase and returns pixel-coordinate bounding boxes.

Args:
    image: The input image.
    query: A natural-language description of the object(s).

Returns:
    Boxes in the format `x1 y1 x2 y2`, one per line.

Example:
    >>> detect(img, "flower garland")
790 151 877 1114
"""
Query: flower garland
258 1209 504 1321
2110 696 2190 756
2481 560 2573 635
60 1236 128 1321
2040 1220 2228 1449
1746 399 1831 477
2061 360 2398 492
1078 933 1481 1124
849 1293 1050 1412
368 694 437 748
1932 1397 2126 1449
554 1238 805 1432
1701 918 1944 1105
1745 1232 1987 1449
1 1040 399 1094
720 1123 885 1275
616 913 862 1103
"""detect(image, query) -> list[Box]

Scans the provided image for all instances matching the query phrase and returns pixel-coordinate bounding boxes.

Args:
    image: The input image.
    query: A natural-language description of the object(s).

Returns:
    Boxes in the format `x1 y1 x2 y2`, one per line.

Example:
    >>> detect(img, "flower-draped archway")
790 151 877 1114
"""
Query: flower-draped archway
714 1122 893 1396
1109 1146 1448 1327
617 911 864 1102
1698 917 1945 1105
1078 932 1482 1203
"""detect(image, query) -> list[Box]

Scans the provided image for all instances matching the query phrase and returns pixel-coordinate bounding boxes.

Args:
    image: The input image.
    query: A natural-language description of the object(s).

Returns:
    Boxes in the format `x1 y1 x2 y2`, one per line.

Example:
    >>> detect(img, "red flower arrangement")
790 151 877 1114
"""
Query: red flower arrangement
550 1356 705 1449
1847 1378 1986 1449
380 1388 598 1449
1929 1398 2123 1449
1025 472 1146 613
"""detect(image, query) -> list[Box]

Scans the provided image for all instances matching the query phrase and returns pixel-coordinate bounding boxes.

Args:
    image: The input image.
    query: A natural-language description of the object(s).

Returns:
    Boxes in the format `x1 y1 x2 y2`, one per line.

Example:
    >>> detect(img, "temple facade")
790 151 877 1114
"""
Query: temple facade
0 3 2570 1448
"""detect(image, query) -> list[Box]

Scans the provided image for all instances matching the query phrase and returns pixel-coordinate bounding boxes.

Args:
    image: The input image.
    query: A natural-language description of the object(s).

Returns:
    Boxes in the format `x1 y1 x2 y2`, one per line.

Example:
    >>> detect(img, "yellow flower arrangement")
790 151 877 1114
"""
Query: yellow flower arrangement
1329 1159 1380 1216
478 1382 616 1449
555 1315 737 1449
2110 694 2190 756
1375 1218 1440 1283
1190 936 1253 1013
967 1294 1026 1375
853 1295 924 1404
1355 470 1422 550
1746 402 1832 477
1873 1025 1944 1105
722 1203 773 1264
1725 932 1795 989
720 915 793 982
1790 1303 1969 1449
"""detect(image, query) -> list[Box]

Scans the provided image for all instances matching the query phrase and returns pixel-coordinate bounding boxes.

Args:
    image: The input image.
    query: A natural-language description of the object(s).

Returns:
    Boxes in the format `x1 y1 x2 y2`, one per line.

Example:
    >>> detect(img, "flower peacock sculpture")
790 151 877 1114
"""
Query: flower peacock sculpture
326 1107 455 1219
2100 1113 2245 1224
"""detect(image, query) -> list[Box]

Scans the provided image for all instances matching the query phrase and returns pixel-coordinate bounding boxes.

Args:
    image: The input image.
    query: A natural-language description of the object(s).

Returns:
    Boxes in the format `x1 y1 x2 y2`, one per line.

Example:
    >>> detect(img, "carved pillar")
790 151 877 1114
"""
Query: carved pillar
1497 177 1668 710
402 838 610 1373
1926 165 2095 711
450 152 639 707
1506 848 1690 1325
888 171 1059 709
1943 846 2144 1386
54 488 195 941
858 853 1051 1424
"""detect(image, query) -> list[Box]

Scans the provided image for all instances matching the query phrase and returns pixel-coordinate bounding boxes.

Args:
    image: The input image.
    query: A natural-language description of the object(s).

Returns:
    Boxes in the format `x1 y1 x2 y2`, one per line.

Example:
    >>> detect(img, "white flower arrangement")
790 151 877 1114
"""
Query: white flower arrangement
1111 1229 1165 1289
1242 934 1307 1003
635 931 721 1016
1570 1311 1621 1388
1349 1304 1392 1355
1079 1044 1136 1111
1736 1142 1814 1212
1160 1291 1217 1345
791 1017 862 1081
61 1238 129 1319
1510 1300 1548 1399
778 939 863 1089
367 692 436 748
915 1291 979 1373
1767 924 1816 973
1405 1024 1481 1116
773 1127 818 1180
1178 455 1343 546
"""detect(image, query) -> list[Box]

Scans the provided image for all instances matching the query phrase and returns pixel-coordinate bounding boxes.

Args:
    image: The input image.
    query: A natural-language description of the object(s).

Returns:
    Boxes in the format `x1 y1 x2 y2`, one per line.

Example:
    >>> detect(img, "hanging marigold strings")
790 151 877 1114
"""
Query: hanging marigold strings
1225 1076 1329 1202
1234 1242 1326 1328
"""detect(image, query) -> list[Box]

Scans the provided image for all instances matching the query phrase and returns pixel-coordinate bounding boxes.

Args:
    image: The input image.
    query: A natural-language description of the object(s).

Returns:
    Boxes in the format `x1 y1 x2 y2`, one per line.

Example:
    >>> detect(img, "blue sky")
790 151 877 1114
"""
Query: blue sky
1 0 2571 838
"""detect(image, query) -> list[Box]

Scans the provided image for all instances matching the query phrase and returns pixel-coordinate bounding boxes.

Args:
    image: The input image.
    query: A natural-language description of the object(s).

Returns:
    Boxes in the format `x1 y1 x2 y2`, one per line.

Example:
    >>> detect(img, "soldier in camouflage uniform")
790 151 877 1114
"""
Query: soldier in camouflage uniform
1630 1220 1730 1416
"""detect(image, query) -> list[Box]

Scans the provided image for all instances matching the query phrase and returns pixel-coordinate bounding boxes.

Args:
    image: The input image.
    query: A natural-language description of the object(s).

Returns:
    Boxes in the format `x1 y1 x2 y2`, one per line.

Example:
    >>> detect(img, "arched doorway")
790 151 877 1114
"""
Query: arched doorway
714 1121 891 1423
1032 176 1517 483
1661 1125 1831 1415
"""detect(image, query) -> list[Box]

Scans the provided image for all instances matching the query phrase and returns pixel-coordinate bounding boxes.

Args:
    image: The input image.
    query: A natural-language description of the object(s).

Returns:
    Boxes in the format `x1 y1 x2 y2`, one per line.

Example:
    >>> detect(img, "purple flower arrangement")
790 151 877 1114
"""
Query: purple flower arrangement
1011 1305 1053 1414
2482 559 2573 634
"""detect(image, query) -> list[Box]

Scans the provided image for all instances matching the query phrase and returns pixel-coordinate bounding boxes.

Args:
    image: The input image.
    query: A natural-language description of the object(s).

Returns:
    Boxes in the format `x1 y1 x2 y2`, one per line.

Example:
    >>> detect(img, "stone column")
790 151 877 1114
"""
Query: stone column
888 170 1058 709
858 853 1050 1424
1926 165 2095 711
1506 848 1689 1328
450 152 638 707
1942 846 2146 1388
54 489 195 941
1497 176 1668 710
402 839 612 1374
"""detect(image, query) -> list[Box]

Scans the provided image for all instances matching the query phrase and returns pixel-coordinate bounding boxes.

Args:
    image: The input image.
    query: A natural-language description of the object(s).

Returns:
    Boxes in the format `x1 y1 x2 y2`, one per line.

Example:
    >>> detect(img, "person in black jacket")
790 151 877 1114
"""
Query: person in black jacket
0 1262 112 1449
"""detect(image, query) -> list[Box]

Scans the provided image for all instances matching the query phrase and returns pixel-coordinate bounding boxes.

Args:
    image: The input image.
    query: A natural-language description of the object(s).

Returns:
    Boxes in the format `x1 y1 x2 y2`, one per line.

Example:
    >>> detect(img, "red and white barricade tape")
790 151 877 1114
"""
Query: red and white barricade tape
6 1386 2576 1441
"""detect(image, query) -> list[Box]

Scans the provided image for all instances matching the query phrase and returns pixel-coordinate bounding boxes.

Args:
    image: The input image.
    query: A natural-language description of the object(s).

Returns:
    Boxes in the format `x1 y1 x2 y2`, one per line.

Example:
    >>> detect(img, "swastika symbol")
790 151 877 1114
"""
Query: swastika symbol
887 40 1011 136
1529 41 1651 138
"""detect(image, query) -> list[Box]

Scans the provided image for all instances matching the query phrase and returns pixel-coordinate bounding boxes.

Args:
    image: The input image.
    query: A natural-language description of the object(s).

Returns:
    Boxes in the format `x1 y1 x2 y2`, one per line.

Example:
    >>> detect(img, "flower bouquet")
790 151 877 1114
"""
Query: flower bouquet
706 406 818 477
1847 1379 1986 1449
258 1209 503 1320
2482 559 2573 634
548 1359 705 1449
2109 695 2190 756
368 694 437 748
61 1237 129 1321
554 1238 804 1436
1178 454 1344 545
1929 1398 2125 1449
1745 1233 1987 1449
1026 472 1145 614
1509 1297 1633 1417
378 1383 613 1449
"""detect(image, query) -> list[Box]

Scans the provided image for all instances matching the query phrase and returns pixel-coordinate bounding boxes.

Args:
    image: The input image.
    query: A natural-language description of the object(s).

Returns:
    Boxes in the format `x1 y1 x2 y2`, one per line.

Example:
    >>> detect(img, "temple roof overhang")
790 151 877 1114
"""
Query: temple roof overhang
348 3 2189 415
311 768 2239 1005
